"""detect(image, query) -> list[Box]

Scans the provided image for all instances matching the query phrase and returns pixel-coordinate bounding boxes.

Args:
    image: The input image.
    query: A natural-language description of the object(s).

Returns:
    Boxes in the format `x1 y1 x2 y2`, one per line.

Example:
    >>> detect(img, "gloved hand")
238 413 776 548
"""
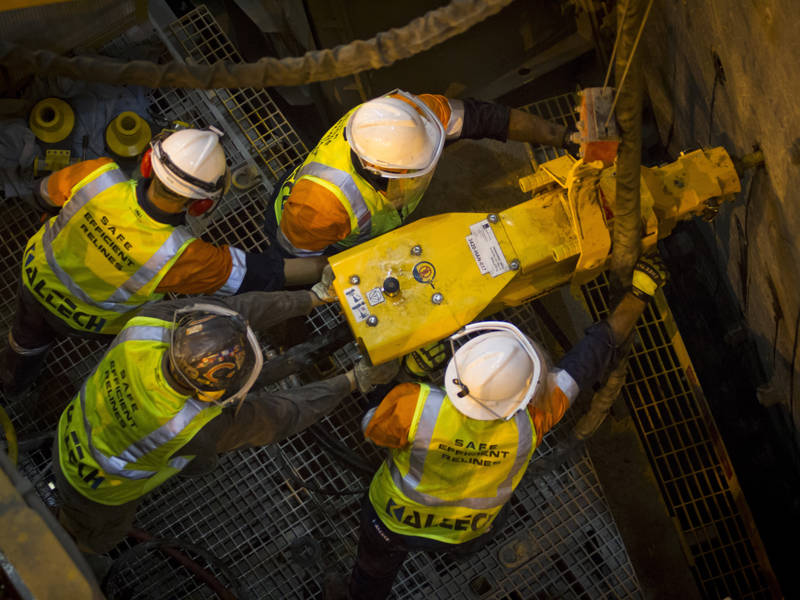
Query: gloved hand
401 341 450 379
631 254 668 302
353 358 400 393
311 264 336 303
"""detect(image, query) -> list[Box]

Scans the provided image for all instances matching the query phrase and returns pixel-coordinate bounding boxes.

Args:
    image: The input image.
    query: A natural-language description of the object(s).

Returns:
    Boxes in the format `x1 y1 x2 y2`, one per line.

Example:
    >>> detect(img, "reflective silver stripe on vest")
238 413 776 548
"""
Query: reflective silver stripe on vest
41 169 134 313
117 398 206 464
276 227 325 257
44 169 128 243
81 324 203 480
297 161 372 242
216 246 247 295
107 226 195 303
389 388 533 510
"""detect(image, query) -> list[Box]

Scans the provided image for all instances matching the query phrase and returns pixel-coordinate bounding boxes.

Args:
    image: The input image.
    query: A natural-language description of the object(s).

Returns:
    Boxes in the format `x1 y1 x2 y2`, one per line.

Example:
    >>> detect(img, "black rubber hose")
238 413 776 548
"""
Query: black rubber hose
0 0 514 89
104 531 248 600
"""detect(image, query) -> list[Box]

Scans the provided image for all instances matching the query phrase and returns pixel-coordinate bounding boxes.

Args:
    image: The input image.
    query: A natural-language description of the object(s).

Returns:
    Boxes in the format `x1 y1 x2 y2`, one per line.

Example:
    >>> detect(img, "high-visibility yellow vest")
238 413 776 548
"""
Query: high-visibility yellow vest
369 384 536 544
22 163 196 335
273 108 425 255
57 316 222 505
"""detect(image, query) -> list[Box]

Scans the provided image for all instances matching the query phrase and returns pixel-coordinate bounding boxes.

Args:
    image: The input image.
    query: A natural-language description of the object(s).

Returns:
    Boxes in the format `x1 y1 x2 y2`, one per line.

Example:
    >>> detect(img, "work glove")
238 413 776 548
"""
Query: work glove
311 264 336 303
354 358 400 393
401 341 450 379
631 255 668 302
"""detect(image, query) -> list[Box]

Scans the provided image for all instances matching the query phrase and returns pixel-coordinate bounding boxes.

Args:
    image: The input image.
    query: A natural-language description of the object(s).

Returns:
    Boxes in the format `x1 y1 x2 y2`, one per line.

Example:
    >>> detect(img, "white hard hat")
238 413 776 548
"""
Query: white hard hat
444 321 547 421
346 90 445 178
151 128 228 199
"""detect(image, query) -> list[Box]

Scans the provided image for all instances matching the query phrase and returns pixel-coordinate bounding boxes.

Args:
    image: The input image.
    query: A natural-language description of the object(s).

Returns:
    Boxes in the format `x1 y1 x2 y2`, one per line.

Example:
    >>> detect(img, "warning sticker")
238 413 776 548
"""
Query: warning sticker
343 286 370 322
465 220 510 277
366 287 385 306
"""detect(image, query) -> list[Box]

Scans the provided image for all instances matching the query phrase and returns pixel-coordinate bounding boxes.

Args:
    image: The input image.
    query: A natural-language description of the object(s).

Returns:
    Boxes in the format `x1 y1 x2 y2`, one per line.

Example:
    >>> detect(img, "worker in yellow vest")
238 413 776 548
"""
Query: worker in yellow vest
54 287 398 554
327 256 667 600
267 90 574 257
1 127 325 397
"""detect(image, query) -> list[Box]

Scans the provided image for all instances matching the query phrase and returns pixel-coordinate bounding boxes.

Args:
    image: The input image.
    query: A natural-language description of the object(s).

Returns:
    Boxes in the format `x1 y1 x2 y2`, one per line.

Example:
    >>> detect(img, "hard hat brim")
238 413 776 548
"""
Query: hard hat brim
346 90 445 178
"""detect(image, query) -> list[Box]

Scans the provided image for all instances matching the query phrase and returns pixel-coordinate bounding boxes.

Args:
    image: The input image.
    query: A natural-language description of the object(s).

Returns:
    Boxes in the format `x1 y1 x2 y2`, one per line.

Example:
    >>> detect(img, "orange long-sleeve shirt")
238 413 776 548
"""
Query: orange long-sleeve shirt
364 378 573 450
280 94 458 252
40 159 236 294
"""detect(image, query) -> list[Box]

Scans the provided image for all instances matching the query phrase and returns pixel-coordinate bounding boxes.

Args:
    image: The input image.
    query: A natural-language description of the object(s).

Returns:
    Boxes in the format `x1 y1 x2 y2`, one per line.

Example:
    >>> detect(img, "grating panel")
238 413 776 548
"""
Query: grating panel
167 6 308 182
581 273 781 599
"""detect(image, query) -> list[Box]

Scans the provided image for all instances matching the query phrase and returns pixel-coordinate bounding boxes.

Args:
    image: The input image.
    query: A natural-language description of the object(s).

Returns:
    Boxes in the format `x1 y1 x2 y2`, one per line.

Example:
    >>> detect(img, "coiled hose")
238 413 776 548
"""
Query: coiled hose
0 0 514 89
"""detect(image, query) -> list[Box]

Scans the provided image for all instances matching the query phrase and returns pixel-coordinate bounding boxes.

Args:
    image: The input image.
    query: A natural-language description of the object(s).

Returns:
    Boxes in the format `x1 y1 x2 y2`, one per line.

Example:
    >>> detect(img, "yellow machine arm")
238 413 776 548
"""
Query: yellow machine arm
330 148 740 365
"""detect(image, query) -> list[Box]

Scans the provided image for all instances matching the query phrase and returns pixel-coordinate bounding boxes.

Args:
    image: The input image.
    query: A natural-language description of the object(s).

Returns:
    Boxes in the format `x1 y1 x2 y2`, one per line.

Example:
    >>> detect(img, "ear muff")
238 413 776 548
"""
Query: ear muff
140 147 153 178
188 197 215 216
186 167 230 217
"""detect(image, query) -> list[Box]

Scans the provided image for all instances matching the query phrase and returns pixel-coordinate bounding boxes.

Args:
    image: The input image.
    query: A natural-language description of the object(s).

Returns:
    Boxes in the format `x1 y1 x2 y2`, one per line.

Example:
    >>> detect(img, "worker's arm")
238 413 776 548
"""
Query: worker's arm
211 373 355 451
154 239 327 295
362 382 421 449
279 180 353 253
176 371 357 471
415 93 569 147
34 158 115 211
139 289 325 337
528 257 667 438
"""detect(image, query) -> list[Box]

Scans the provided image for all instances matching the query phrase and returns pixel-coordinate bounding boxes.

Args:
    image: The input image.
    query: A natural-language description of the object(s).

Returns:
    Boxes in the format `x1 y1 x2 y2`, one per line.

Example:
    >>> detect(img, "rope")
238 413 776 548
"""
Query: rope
0 0 515 89
603 0 655 128
601 0 627 89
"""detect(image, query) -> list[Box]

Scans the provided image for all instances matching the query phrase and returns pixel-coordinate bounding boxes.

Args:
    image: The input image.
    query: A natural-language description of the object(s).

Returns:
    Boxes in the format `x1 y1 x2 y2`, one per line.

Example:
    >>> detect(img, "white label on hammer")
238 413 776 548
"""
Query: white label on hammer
343 285 370 322
466 220 510 277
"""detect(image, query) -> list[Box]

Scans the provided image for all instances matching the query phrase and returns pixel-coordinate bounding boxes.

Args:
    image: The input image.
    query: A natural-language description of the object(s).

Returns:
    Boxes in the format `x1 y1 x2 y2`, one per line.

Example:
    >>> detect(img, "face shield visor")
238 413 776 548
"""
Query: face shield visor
169 303 263 409
445 321 550 421
384 170 436 209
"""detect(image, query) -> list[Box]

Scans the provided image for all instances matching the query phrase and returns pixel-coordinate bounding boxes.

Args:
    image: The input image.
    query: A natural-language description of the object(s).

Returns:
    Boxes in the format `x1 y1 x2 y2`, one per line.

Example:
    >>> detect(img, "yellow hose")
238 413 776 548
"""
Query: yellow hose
0 404 18 467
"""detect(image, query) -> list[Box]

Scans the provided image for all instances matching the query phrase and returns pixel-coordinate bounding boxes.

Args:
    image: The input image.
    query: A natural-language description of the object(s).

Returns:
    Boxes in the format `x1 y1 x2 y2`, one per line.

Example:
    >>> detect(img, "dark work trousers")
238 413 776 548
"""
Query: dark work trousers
348 495 508 600
1 284 114 395
53 437 141 554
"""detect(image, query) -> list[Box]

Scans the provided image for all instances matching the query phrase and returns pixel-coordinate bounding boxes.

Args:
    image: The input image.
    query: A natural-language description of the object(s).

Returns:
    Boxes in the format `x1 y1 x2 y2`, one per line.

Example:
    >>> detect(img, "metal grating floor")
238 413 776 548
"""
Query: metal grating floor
581 275 781 599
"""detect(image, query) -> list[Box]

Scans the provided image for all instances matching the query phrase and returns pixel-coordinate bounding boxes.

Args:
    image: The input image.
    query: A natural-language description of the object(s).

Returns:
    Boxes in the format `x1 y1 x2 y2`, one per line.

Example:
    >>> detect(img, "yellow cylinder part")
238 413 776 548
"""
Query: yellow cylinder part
29 98 74 143
105 111 152 158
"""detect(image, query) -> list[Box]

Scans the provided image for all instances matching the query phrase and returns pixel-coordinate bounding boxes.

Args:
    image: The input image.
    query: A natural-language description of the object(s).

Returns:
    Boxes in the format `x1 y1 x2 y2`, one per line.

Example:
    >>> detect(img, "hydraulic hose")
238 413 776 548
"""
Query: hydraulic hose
609 0 646 290
573 0 648 442
0 404 18 466
104 529 247 600
0 0 514 90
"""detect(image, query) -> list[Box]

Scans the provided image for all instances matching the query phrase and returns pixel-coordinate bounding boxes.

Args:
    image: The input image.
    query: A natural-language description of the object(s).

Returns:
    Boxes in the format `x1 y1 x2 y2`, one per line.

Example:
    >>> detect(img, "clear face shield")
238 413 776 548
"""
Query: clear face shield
169 303 263 409
384 170 436 209
445 321 550 421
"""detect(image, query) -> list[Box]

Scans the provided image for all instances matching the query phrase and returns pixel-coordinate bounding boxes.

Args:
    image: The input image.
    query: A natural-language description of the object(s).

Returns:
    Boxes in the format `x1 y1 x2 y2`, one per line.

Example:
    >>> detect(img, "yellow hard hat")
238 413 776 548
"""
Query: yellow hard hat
106 111 152 158
29 98 74 143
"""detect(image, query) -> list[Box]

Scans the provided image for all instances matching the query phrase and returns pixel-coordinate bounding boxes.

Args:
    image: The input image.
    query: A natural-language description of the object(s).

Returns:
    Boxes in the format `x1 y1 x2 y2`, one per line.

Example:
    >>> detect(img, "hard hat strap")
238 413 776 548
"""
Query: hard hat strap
152 137 226 196
448 321 544 420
